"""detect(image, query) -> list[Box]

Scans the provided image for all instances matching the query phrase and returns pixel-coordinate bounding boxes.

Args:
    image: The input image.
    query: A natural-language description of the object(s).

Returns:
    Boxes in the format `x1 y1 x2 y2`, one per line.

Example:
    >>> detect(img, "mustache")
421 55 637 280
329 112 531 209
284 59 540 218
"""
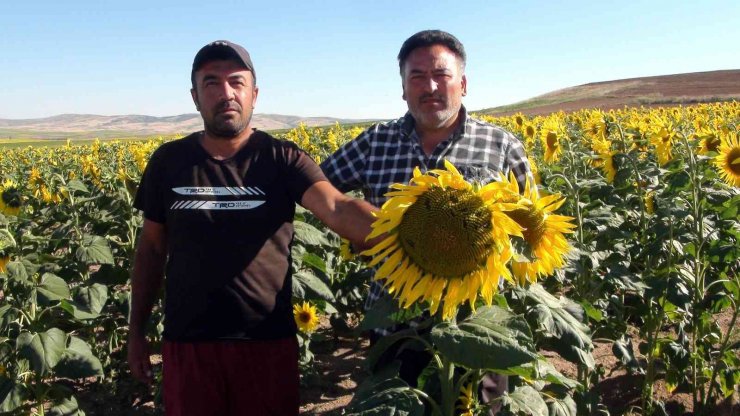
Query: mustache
419 94 445 104
214 100 242 113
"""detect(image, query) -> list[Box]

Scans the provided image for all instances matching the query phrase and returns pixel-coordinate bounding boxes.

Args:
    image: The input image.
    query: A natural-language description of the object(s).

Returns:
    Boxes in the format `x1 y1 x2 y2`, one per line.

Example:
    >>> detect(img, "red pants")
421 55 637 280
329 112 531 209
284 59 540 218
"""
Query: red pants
162 337 299 416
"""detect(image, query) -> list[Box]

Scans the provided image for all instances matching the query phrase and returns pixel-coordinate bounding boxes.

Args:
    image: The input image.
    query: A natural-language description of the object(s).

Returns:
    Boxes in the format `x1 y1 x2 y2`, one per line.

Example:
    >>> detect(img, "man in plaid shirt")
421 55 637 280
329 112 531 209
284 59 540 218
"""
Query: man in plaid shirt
320 30 534 415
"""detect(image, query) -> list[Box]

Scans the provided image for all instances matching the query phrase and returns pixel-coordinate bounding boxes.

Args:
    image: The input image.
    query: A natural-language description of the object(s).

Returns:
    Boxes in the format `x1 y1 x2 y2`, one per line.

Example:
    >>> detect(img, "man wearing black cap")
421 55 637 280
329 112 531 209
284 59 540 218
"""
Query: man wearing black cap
127 40 378 415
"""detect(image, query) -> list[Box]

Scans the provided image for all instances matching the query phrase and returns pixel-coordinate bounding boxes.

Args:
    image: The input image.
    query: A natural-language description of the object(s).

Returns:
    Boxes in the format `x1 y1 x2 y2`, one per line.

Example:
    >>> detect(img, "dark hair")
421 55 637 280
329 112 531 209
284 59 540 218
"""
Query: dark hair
397 30 466 73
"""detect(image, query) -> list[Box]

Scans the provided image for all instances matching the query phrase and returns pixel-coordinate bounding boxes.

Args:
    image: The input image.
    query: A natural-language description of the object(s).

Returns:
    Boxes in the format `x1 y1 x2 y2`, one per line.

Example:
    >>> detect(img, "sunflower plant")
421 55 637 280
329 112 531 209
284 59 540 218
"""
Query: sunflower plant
347 161 582 416
0 180 22 217
290 206 374 379
528 104 740 414
293 301 321 374
633 122 740 414
0 104 737 415
0 139 163 415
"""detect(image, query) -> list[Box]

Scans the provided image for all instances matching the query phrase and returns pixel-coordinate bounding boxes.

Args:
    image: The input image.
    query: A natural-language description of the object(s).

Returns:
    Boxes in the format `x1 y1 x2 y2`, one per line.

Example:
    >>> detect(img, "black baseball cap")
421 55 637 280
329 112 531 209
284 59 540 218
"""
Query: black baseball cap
191 40 256 85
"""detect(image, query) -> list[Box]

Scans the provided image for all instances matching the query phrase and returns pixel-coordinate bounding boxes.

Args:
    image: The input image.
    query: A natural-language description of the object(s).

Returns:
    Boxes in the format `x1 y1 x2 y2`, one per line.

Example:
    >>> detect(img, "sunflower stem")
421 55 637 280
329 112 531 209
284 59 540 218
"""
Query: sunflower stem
704 278 739 407
613 119 647 231
439 356 456 416
643 215 674 412
549 172 587 298
408 387 443 416
680 131 709 411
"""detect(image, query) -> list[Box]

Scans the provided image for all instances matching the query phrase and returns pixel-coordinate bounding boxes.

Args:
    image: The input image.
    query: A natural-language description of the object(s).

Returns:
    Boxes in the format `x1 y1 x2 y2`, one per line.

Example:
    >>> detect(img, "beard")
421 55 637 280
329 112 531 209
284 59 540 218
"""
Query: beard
202 101 252 139
416 108 455 128
411 96 459 129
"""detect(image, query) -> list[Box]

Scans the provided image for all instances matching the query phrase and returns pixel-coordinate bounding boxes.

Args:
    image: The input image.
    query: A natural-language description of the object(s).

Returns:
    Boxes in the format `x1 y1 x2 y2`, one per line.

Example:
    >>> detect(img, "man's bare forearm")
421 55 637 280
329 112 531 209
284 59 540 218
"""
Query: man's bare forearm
301 181 380 251
331 196 379 251
129 239 167 336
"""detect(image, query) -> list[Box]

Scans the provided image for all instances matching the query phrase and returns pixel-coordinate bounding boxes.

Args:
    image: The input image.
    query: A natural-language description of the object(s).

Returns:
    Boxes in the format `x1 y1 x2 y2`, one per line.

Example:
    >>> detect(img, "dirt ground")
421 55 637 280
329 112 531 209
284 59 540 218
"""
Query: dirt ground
298 320 739 416
73 312 738 416
299 329 369 415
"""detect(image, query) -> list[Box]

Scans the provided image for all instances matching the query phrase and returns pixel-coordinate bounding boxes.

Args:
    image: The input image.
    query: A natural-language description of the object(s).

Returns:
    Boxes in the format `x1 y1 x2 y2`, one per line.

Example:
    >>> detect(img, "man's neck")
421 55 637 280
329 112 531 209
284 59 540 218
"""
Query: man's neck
200 126 254 160
416 117 461 156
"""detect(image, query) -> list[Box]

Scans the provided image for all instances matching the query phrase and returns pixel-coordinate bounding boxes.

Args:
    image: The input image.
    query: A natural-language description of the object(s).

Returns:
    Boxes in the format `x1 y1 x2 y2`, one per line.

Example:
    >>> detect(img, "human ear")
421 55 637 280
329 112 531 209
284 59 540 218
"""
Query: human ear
190 88 200 111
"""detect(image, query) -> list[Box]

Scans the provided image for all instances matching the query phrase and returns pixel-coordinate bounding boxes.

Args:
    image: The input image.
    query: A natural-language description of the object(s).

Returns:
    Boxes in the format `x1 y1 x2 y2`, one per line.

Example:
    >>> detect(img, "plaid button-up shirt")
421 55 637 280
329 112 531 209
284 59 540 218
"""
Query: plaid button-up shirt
320 106 534 333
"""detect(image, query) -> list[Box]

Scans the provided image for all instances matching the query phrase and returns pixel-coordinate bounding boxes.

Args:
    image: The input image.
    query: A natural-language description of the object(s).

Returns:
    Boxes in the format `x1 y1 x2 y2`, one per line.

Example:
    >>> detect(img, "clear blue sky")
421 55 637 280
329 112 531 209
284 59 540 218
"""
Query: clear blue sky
2 0 738 120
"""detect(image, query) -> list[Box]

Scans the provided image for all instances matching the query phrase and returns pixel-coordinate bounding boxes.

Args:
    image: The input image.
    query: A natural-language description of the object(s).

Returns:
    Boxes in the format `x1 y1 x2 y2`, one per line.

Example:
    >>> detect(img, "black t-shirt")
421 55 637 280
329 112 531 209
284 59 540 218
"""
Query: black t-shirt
133 131 327 341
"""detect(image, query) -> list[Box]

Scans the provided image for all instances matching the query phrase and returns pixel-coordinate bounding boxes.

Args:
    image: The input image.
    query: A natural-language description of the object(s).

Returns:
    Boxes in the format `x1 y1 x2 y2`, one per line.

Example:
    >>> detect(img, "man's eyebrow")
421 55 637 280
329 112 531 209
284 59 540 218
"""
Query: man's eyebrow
201 74 219 83
408 67 452 74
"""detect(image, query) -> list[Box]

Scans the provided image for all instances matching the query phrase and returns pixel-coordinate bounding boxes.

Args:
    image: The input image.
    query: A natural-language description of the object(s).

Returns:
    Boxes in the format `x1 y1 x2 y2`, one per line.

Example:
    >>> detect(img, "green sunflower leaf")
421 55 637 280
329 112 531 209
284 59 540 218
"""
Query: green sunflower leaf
60 284 108 320
301 252 327 274
345 363 424 416
517 285 594 368
294 220 330 246
75 235 114 265
502 385 548 416
66 180 89 194
16 328 67 376
0 229 15 253
431 305 538 370
36 273 71 303
0 376 28 413
543 385 578 416
5 260 29 282
48 394 85 416
54 336 104 379
293 270 334 302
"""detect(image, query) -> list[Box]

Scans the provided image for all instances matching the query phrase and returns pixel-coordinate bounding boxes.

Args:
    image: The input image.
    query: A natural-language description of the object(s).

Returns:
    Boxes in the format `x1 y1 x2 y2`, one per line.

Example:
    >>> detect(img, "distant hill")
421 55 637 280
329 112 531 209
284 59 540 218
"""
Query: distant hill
3 70 739 140
0 113 376 140
479 69 740 116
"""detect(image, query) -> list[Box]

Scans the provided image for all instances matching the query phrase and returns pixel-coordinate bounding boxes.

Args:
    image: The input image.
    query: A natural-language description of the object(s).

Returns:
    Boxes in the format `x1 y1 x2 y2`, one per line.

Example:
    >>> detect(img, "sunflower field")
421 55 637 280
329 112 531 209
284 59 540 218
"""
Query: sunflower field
0 102 738 415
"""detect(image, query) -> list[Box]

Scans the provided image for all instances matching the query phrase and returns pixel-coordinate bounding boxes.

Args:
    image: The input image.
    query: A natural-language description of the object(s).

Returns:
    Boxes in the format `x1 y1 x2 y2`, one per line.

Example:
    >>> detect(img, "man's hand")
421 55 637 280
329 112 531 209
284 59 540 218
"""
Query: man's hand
128 218 166 384
127 333 153 384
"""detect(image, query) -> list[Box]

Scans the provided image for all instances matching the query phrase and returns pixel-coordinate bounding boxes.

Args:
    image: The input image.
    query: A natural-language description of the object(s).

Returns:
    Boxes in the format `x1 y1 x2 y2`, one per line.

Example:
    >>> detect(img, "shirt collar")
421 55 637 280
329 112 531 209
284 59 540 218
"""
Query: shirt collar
400 105 469 143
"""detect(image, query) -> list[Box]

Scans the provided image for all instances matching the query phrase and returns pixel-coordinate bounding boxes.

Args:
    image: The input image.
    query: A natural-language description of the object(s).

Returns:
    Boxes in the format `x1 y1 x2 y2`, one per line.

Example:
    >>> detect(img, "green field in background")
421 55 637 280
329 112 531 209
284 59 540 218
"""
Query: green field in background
0 121 378 149
0 136 165 149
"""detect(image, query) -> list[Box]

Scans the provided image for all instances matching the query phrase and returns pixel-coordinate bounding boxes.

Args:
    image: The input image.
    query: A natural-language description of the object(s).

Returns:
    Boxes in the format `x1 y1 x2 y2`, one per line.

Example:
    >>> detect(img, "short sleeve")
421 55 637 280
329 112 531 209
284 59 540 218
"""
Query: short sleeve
133 148 167 224
283 143 328 203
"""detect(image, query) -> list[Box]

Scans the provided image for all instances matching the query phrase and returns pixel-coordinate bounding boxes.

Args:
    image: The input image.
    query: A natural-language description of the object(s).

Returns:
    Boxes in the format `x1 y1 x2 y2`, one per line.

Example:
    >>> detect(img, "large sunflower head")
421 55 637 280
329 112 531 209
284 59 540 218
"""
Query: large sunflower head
502 176 576 285
0 180 22 216
293 301 320 333
714 131 740 187
362 161 525 319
